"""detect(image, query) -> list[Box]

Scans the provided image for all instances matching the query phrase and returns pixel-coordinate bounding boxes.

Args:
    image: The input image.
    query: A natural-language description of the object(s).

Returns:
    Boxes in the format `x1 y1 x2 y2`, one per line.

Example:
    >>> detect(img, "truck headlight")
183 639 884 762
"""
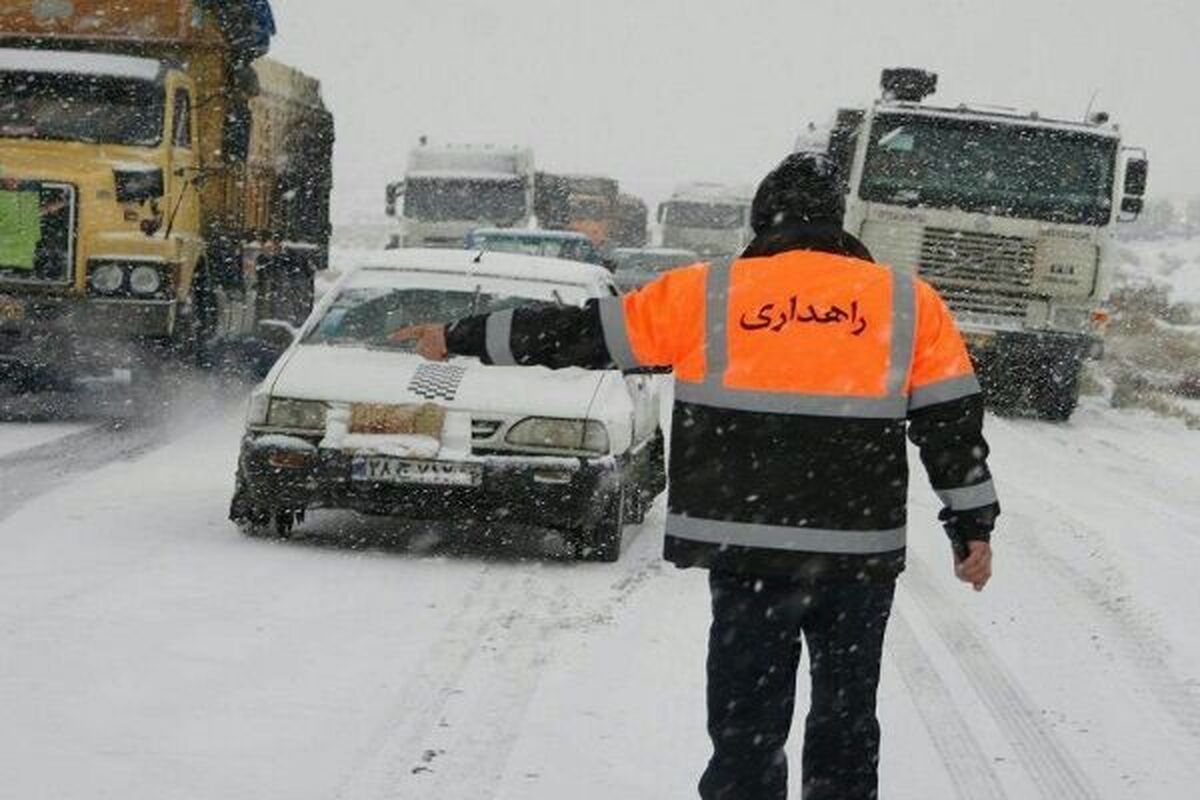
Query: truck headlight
90 263 125 294
266 398 328 432
506 417 609 454
87 260 172 298
129 264 163 296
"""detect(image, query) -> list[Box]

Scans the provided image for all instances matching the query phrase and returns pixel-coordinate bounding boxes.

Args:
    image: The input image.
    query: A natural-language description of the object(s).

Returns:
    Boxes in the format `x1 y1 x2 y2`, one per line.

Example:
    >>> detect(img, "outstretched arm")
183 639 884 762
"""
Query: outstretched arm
393 264 706 371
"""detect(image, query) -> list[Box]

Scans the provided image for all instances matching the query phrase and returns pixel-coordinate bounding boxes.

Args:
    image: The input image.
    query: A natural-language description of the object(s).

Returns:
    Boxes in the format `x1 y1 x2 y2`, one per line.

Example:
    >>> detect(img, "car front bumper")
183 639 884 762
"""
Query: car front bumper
233 433 622 531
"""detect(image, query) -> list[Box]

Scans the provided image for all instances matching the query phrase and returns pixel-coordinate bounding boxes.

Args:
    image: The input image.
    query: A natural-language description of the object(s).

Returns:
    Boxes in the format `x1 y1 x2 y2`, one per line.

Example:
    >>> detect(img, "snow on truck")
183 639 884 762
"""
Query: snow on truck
804 68 1149 420
386 142 535 249
657 182 754 258
0 0 333 391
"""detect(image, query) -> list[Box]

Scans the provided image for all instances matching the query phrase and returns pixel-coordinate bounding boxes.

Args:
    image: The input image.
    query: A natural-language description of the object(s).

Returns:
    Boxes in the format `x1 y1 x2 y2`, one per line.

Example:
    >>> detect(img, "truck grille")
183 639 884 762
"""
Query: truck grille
0 181 76 286
919 228 1035 288
918 228 1036 321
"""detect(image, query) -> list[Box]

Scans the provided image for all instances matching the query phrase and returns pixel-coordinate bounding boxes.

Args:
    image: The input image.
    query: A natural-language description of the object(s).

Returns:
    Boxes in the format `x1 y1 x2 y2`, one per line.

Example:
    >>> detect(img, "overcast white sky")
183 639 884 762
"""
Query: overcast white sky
271 0 1200 223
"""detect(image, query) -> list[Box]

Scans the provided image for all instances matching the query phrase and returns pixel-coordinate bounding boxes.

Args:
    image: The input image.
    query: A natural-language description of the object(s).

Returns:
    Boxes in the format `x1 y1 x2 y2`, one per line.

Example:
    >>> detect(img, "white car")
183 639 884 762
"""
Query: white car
230 249 666 561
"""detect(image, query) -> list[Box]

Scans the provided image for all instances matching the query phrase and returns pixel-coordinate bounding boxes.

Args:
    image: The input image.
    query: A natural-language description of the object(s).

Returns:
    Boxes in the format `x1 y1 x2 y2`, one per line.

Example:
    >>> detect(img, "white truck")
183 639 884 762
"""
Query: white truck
810 69 1149 420
657 182 754 258
385 142 535 249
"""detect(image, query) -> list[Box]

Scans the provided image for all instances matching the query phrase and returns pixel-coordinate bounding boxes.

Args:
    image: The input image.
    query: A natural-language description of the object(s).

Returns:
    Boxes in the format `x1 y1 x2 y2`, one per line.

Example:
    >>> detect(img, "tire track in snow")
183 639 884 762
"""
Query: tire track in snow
332 565 513 800
0 422 170 523
390 523 664 800
903 558 1100 800
339 519 663 800
889 609 1009 799
1002 498 1200 752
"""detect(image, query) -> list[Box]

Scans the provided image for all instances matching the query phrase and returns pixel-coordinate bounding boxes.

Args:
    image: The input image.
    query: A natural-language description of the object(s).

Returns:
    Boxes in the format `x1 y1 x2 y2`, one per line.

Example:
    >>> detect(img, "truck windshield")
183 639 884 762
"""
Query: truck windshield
860 113 1117 226
403 178 527 224
0 71 164 147
664 201 746 229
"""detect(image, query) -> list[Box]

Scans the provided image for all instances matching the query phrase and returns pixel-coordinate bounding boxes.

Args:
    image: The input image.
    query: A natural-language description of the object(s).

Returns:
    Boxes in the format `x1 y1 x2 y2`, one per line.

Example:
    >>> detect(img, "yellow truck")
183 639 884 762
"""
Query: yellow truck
0 0 332 389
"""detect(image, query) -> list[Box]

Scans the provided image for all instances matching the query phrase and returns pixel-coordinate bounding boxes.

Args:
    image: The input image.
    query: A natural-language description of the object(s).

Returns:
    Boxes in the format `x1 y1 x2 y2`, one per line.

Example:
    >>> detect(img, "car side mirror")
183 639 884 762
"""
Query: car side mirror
656 203 666 224
1121 197 1144 215
257 318 300 345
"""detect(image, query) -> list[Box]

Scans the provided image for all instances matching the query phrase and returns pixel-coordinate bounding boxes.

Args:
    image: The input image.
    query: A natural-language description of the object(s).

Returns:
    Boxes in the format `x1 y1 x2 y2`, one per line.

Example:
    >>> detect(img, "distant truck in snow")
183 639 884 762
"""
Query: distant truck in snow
0 0 333 390
801 68 1149 420
386 142 536 249
534 172 622 249
657 183 754 258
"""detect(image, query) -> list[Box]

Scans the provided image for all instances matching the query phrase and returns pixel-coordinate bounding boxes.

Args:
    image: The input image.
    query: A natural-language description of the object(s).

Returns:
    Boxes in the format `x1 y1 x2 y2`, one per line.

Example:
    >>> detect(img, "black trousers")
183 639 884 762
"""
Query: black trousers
699 570 896 800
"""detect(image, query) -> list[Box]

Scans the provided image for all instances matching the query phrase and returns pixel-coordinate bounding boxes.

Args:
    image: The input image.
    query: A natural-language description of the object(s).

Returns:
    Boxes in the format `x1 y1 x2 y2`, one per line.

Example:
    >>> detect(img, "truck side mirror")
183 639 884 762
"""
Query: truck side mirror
1119 157 1149 221
385 181 405 217
1124 158 1148 197
656 203 666 224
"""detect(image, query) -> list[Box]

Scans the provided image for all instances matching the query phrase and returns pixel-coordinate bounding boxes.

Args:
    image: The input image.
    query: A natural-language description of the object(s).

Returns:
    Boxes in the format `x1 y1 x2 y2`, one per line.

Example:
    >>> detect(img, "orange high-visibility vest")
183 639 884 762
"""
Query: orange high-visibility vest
596 249 985 557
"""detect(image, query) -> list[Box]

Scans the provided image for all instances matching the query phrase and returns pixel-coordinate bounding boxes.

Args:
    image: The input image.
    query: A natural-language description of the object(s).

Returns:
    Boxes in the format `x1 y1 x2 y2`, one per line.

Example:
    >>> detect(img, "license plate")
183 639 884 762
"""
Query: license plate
0 295 25 322
351 456 481 487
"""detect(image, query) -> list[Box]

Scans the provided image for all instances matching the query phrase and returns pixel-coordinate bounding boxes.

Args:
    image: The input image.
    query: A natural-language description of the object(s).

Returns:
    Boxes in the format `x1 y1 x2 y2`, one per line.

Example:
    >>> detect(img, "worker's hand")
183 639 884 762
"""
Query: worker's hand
389 324 448 361
954 540 992 592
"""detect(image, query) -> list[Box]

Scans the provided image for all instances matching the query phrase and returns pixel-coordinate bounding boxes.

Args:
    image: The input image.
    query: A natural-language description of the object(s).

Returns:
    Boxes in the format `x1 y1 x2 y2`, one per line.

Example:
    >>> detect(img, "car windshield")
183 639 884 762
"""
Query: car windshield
664 201 746 229
305 274 585 346
403 177 527 224
0 71 164 146
860 113 1118 226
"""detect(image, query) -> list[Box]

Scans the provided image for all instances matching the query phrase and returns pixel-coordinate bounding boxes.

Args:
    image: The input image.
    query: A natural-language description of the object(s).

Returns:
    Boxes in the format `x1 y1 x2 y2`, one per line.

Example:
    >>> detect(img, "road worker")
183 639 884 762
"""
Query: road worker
394 152 1000 800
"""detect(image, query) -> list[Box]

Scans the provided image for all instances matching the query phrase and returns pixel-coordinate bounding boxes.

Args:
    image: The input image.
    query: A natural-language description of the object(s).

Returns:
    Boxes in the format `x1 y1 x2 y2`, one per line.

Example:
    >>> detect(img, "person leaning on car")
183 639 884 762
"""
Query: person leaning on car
394 153 1000 800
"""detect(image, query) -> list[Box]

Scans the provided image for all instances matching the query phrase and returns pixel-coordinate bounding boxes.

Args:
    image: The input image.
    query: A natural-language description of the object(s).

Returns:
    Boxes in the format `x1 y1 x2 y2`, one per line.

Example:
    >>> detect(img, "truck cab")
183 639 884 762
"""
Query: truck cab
819 69 1148 419
657 183 753 258
0 48 202 370
387 143 536 249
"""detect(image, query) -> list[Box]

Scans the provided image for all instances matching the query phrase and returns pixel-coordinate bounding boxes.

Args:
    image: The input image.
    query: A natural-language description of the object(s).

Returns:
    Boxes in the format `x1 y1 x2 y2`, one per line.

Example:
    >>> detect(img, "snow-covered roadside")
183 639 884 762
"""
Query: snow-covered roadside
0 398 1197 799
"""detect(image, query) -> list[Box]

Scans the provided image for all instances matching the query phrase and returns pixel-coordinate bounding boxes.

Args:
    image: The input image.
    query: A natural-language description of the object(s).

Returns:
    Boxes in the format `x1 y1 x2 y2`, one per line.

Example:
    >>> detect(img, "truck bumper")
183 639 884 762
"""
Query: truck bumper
0 294 175 372
965 328 1096 413
231 434 622 532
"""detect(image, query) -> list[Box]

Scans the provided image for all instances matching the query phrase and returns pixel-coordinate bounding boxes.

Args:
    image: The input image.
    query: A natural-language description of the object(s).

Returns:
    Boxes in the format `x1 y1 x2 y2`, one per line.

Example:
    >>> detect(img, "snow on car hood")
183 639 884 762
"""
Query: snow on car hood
269 343 610 419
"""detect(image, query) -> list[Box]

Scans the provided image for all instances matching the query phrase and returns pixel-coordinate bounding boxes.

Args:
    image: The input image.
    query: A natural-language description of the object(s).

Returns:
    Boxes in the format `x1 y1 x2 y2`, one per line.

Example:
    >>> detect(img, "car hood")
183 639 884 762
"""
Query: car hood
270 343 610 418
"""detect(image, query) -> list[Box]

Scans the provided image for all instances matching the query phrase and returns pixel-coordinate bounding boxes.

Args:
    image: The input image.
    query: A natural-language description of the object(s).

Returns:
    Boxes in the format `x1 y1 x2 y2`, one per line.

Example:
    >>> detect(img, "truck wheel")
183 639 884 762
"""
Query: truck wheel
1034 364 1081 422
575 484 625 563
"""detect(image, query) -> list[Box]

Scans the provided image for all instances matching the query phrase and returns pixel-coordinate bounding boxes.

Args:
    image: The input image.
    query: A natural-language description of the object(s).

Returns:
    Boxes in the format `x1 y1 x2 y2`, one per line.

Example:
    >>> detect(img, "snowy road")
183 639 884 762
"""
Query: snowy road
0 392 1198 799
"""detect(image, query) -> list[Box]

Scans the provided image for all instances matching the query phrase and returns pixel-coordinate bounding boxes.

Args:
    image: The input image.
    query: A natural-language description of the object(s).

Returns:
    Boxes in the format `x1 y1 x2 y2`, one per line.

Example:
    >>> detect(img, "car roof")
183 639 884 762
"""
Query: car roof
470 228 590 241
338 247 613 287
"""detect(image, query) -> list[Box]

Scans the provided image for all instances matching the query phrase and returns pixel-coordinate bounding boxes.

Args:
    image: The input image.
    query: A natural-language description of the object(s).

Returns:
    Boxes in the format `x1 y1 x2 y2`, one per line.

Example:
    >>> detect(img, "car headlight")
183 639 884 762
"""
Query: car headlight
505 417 609 454
266 398 328 431
90 263 125 294
129 264 163 296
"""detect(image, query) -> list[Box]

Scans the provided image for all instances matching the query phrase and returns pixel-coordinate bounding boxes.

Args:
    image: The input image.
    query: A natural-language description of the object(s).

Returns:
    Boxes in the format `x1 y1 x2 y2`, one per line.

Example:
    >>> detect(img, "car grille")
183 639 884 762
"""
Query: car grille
471 418 503 441
0 181 76 286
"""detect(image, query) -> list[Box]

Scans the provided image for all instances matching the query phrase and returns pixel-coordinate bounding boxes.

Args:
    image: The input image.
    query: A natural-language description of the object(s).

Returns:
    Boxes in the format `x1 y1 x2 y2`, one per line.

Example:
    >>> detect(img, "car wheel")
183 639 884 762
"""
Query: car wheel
576 484 624 563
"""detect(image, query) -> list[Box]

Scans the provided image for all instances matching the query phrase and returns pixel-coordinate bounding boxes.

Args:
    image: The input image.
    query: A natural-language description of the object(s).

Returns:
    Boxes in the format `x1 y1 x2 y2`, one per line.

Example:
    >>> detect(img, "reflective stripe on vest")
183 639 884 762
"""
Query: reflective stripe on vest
598 296 641 371
909 373 981 411
673 261 918 419
666 514 907 554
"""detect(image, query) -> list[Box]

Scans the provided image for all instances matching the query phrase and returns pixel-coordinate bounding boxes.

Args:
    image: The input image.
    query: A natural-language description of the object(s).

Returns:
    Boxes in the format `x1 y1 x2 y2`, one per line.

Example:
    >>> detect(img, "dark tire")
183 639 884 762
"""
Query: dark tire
575 484 625 563
230 479 296 540
1034 364 1081 422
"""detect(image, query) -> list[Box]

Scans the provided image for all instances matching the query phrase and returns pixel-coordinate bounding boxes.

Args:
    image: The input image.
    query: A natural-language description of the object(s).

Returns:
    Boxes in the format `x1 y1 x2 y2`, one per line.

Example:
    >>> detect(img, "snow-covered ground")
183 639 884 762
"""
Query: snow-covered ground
1116 237 1200 305
0 389 1197 799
